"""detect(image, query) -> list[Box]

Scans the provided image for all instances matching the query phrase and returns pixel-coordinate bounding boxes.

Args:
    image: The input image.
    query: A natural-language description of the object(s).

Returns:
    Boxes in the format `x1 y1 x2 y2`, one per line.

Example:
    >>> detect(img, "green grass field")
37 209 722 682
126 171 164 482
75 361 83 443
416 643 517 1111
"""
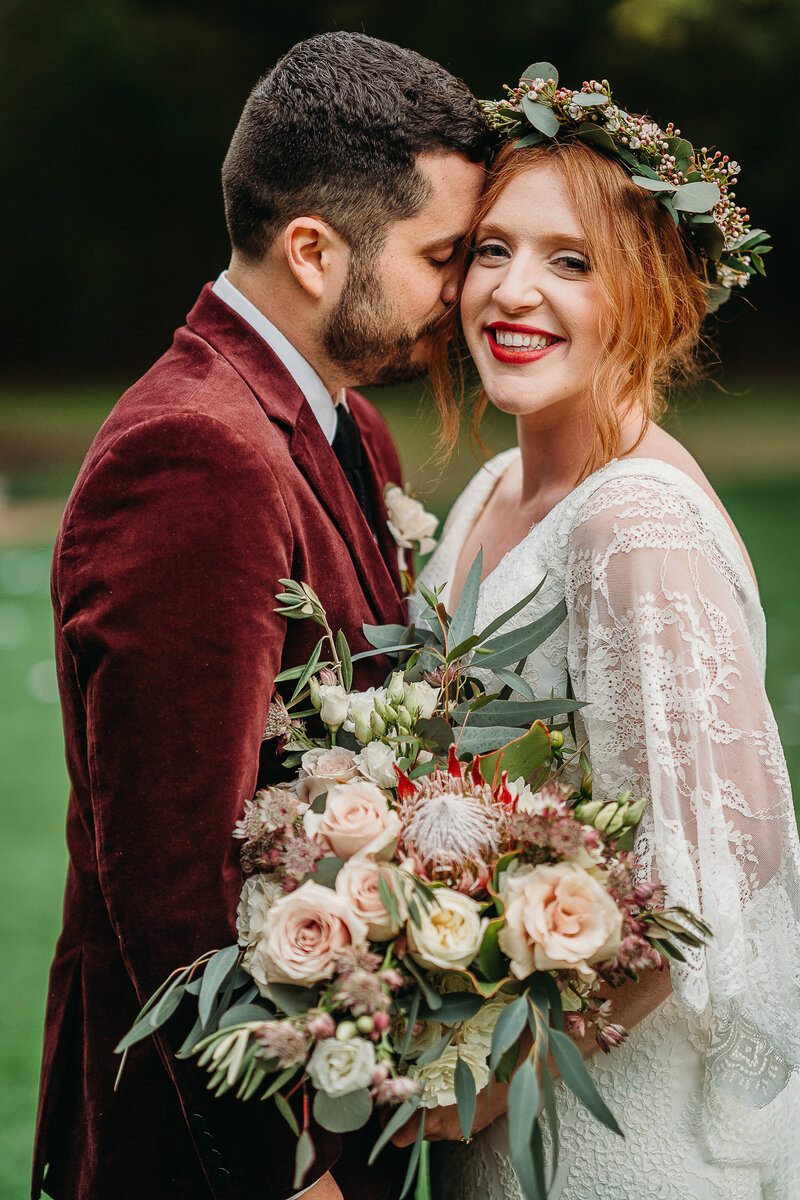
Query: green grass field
1 381 799 1199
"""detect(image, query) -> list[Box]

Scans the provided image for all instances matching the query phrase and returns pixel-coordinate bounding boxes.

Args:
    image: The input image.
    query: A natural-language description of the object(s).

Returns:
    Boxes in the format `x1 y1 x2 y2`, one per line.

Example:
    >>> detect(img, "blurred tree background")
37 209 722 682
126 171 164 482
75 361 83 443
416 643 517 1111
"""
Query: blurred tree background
1 3 799 1198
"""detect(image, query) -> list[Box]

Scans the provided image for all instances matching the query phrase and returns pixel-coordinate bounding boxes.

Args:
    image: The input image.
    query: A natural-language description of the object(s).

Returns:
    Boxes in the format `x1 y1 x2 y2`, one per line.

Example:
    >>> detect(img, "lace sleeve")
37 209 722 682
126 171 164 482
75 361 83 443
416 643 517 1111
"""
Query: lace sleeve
565 476 800 1108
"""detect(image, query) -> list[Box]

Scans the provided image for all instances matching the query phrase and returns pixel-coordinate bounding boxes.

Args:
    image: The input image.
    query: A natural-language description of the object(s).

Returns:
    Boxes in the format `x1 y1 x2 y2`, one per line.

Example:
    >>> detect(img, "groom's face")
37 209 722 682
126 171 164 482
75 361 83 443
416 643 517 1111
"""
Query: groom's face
323 152 484 386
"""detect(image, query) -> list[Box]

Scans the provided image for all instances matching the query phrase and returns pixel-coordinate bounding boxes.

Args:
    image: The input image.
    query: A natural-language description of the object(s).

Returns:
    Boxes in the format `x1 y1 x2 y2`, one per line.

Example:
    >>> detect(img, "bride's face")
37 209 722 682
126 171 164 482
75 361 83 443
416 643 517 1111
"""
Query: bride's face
460 163 605 424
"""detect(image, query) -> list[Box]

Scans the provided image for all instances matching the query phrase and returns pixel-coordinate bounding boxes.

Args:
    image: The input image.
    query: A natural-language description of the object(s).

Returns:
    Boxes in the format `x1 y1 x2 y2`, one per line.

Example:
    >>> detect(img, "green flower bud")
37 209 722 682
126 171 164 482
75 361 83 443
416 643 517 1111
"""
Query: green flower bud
593 802 620 832
355 1015 375 1035
581 770 593 796
549 730 565 751
575 798 603 824
624 797 647 826
370 710 387 738
374 698 393 724
616 790 632 806
387 671 405 708
395 705 413 730
605 809 626 836
335 1021 357 1042
354 711 374 744
308 675 322 711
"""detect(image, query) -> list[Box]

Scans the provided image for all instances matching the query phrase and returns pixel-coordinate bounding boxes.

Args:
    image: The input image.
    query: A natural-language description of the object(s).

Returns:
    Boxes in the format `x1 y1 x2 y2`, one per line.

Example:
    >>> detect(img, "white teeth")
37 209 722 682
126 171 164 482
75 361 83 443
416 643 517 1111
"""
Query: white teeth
493 329 556 349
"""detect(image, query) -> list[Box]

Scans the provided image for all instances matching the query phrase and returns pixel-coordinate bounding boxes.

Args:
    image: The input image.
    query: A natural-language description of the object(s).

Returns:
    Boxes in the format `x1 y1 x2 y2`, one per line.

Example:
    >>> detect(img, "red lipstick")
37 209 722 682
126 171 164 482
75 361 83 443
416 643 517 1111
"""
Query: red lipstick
485 322 563 365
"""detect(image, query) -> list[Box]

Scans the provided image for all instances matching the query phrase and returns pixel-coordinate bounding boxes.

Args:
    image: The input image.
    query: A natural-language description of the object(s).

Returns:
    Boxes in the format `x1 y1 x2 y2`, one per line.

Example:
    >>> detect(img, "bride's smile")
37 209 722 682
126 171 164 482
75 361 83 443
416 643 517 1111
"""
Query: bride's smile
460 162 604 425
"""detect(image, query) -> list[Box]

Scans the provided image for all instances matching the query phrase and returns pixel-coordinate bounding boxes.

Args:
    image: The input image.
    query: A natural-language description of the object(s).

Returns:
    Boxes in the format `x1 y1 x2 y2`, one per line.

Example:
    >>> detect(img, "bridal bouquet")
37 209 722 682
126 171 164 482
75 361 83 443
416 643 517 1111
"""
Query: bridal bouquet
117 557 708 1199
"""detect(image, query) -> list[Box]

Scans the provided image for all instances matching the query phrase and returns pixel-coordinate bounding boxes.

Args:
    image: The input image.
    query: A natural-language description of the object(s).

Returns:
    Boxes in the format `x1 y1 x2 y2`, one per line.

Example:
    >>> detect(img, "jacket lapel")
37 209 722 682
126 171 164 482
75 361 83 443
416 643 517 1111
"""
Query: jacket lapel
187 284 403 626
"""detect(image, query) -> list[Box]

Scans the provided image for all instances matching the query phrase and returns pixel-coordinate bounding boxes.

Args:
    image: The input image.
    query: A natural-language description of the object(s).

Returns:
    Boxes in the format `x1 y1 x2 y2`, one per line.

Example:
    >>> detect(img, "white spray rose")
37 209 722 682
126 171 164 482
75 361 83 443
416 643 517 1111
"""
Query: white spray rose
344 687 387 735
384 485 438 554
307 1037 376 1098
406 887 487 972
354 741 399 789
318 684 350 729
404 681 440 720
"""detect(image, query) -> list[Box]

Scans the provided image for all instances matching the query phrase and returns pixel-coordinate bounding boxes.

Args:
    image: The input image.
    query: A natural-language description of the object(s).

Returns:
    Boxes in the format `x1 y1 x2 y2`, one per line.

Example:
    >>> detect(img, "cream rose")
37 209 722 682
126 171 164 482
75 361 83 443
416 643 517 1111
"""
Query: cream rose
407 887 487 972
354 741 398 789
499 862 623 980
296 746 359 805
307 1037 376 1098
384 485 438 554
335 858 406 941
249 880 368 990
318 684 350 729
412 1039 490 1109
304 780 400 860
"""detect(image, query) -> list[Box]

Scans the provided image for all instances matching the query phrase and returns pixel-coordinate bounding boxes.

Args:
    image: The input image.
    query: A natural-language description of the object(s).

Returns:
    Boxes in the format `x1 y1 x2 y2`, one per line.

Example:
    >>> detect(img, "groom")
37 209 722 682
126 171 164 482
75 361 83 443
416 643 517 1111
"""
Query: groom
33 32 488 1200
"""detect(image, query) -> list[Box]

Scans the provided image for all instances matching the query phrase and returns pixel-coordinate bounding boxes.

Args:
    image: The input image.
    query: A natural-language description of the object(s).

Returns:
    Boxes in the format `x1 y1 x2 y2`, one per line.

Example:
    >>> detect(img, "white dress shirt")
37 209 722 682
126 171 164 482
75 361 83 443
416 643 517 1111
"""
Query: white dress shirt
212 270 343 444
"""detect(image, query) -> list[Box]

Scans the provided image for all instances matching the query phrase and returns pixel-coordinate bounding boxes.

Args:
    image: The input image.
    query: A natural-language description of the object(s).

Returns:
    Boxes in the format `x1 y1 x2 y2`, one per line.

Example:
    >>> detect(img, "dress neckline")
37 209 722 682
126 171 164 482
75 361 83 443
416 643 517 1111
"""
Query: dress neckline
438 448 758 610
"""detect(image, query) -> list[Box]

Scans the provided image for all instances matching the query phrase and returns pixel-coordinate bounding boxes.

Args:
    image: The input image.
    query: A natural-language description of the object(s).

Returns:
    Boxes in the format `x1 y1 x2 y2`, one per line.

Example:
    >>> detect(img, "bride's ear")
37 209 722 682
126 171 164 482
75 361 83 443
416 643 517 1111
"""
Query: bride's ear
283 217 348 300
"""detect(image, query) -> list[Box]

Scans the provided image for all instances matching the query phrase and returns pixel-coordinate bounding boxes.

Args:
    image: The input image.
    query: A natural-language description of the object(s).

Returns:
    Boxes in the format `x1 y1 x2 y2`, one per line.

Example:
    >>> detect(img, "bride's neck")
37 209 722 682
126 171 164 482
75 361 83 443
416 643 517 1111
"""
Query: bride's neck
515 403 646 506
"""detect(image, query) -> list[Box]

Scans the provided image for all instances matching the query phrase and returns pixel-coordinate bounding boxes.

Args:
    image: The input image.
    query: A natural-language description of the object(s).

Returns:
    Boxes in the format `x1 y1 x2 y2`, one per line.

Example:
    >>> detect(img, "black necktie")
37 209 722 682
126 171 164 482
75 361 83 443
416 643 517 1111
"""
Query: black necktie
331 405 379 537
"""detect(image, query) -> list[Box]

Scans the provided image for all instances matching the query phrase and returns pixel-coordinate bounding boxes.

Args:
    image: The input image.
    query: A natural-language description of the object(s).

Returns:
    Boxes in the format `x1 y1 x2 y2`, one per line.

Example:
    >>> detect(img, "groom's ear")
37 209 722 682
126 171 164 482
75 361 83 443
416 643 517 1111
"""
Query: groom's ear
283 217 348 300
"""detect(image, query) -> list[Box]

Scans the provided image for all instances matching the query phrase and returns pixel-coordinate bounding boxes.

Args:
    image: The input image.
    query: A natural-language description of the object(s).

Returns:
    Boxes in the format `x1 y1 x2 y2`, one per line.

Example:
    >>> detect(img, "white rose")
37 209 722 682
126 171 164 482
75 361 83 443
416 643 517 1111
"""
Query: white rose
307 1037 376 1098
391 1017 443 1060
236 874 284 966
407 887 487 972
354 741 399 789
404 681 440 720
296 746 359 805
318 684 350 729
412 1039 490 1109
344 687 387 735
384 485 438 554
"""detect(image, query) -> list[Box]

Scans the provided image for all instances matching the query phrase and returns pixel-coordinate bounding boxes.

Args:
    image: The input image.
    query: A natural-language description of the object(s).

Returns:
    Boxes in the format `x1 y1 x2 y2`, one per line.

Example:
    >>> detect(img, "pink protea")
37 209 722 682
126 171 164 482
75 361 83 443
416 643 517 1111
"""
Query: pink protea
395 755 510 893
254 1020 308 1067
305 1010 336 1040
596 1023 628 1054
371 1074 423 1105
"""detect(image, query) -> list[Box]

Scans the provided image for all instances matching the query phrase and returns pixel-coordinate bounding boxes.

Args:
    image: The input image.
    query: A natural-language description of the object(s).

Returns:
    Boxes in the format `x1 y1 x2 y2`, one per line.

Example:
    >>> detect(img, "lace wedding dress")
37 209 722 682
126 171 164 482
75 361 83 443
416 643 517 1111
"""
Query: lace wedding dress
420 451 800 1200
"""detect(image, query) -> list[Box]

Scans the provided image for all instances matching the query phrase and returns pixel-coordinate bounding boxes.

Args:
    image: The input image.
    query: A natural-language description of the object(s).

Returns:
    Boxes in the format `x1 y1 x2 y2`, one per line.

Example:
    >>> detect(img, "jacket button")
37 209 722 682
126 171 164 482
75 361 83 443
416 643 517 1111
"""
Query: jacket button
198 1131 215 1152
189 1113 207 1134
207 1149 223 1167
212 1167 231 1187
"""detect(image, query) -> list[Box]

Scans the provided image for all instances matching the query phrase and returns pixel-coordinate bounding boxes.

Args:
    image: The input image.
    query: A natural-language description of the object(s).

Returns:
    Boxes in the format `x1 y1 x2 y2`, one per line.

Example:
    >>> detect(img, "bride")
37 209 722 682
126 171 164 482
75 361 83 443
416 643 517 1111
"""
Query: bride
412 74 800 1199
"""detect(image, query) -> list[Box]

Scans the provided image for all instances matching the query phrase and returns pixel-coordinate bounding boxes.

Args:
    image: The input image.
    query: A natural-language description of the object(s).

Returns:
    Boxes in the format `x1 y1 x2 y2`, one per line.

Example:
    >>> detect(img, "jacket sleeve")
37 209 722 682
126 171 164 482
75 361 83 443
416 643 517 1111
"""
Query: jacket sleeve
56 410 340 1197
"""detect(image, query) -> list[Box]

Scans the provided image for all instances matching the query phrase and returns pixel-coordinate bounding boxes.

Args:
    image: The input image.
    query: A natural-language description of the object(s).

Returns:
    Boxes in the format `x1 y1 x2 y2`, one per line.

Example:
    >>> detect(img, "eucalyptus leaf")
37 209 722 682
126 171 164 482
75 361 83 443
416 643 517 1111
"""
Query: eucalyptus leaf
631 175 676 193
495 1040 520 1085
218 1003 274 1028
198 945 240 1028
266 982 319 1016
541 1064 560 1186
455 1056 477 1141
368 1095 422 1164
521 96 560 137
515 131 545 148
313 1086 373 1132
453 699 584 727
520 62 558 86
549 1028 622 1135
493 668 537 702
415 717 454 751
308 855 344 887
673 181 721 213
508 1059 541 1200
490 994 529 1070
399 988 422 1062
478 599 567 670
576 125 617 154
476 577 547 642
399 1109 427 1200
457 725 542 755
449 550 482 648
175 1014 206 1059
275 1092 300 1137
261 1063 302 1099
403 956 443 1010
569 92 609 107
417 991 483 1023
416 1028 455 1066
477 918 505 982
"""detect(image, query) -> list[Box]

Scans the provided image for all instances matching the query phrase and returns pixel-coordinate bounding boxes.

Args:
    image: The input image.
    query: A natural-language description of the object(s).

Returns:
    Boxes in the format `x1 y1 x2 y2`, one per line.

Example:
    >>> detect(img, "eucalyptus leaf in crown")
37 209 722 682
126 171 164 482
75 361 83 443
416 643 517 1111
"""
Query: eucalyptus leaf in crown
481 62 771 311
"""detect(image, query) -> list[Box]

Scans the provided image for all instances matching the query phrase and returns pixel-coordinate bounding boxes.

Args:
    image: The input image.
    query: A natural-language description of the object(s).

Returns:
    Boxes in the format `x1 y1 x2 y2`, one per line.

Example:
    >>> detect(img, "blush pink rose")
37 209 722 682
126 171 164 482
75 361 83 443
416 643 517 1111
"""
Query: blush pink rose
250 880 368 989
296 746 359 805
304 780 401 860
335 859 406 941
498 862 623 980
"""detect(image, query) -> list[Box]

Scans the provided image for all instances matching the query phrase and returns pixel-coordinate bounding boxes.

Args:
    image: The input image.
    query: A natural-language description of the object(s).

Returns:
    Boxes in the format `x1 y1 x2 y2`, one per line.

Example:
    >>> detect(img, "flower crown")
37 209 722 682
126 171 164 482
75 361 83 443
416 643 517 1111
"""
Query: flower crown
480 63 771 311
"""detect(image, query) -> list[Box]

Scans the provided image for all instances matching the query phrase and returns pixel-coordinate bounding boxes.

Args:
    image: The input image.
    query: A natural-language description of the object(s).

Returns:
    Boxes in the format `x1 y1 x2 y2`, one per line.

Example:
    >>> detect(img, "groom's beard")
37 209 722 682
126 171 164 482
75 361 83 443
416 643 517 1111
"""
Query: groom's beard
323 256 444 387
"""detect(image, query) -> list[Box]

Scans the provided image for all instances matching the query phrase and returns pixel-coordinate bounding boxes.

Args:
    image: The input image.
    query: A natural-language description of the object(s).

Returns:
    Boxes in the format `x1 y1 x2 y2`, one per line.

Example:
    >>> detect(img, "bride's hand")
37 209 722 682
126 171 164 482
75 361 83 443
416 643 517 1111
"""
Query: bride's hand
390 1080 511 1147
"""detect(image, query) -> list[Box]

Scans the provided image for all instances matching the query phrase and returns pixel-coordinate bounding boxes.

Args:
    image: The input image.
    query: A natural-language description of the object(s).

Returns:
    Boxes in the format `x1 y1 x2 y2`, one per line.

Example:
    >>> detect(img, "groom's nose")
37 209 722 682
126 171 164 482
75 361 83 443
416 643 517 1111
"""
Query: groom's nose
440 263 461 307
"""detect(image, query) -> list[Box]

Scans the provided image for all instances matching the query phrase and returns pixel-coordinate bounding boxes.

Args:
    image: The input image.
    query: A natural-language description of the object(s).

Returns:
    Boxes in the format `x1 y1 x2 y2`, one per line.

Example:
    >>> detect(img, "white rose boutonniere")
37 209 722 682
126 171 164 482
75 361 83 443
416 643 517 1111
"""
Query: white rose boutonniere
384 483 438 555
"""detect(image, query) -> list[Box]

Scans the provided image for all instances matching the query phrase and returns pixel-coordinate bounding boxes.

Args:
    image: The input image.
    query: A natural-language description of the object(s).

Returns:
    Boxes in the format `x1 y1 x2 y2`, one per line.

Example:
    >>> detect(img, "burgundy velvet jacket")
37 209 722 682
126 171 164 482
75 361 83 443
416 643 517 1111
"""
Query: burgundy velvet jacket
34 285 411 1200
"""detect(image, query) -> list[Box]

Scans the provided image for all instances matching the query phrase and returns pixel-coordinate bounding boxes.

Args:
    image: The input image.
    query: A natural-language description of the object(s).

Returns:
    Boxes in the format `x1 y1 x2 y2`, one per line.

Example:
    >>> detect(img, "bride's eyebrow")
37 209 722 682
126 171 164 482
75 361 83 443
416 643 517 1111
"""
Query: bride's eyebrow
471 224 587 253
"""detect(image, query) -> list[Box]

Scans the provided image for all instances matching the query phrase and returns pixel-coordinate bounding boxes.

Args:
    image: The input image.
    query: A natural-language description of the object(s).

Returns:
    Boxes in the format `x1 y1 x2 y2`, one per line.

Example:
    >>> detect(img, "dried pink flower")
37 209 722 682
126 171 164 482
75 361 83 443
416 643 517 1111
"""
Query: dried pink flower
596 1023 628 1054
332 946 382 977
305 1010 336 1040
334 969 390 1016
254 1020 308 1067
371 1074 422 1105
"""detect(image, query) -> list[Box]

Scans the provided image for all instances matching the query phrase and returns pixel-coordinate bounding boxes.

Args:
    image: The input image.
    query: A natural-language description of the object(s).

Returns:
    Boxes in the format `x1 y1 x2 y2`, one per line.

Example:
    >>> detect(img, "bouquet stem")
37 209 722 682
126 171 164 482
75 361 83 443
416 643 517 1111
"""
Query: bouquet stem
414 1141 432 1200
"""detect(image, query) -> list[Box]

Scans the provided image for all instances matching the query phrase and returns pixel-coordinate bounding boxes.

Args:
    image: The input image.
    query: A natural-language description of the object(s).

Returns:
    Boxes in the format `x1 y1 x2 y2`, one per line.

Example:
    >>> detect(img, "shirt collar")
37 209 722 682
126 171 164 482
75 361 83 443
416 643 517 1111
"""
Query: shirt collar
212 270 342 444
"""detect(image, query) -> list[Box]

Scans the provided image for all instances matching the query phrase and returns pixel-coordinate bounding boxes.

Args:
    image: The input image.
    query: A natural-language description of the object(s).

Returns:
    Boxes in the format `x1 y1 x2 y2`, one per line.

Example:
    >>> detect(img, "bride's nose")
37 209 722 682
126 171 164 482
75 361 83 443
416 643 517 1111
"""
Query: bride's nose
493 260 544 313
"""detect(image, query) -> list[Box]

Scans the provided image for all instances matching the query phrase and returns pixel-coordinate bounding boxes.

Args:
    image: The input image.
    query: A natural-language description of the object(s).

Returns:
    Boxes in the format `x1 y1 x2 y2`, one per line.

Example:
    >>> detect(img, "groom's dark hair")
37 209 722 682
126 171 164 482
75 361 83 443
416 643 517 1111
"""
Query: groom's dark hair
222 32 490 260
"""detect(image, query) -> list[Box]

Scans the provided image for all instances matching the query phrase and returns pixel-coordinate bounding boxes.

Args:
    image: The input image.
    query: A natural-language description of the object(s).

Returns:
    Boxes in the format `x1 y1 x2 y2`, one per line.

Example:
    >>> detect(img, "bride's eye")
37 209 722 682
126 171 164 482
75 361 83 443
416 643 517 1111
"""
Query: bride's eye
552 253 590 275
470 240 509 264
